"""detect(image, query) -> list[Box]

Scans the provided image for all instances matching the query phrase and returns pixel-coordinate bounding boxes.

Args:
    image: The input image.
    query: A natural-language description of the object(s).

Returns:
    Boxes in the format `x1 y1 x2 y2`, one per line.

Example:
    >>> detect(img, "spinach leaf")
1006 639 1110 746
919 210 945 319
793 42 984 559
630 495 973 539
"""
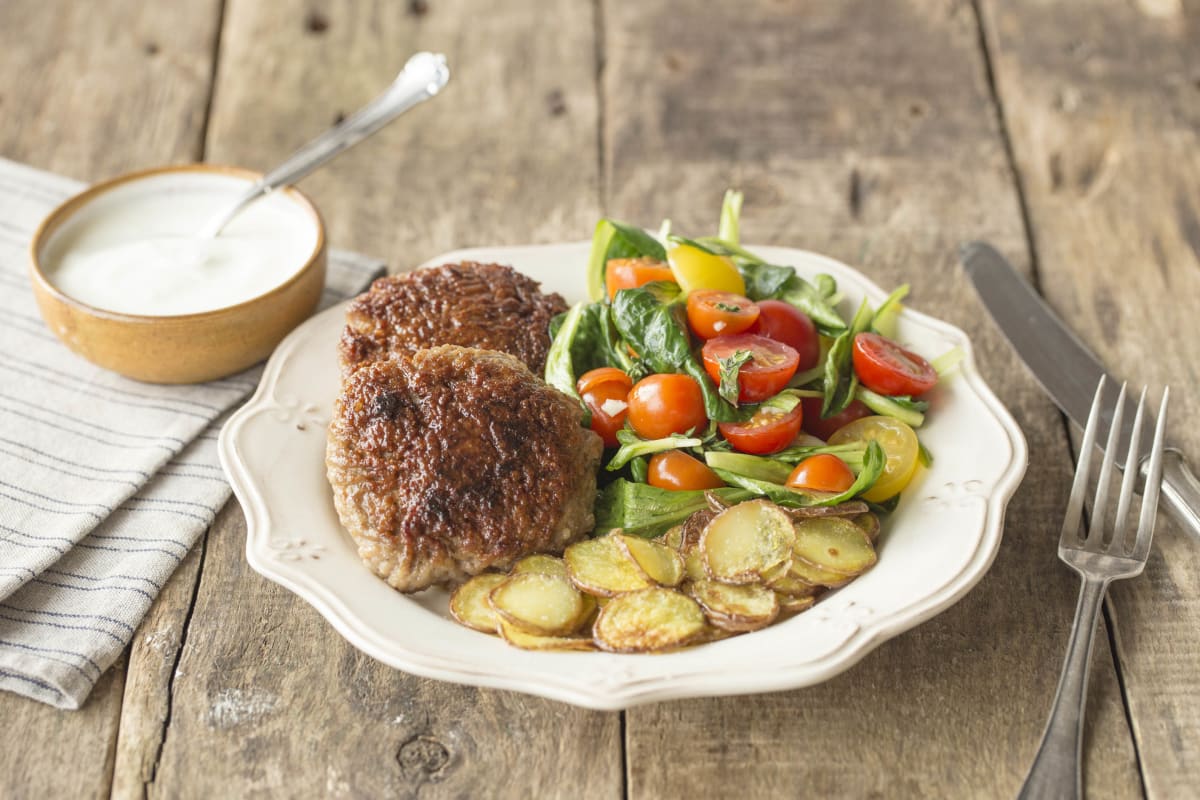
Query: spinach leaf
610 284 749 422
629 456 649 483
777 274 848 335
544 301 631 403
870 284 910 339
594 479 754 538
711 440 885 507
718 189 743 244
855 386 928 427
587 219 667 301
716 349 753 406
544 302 591 401
821 298 873 416
606 429 703 472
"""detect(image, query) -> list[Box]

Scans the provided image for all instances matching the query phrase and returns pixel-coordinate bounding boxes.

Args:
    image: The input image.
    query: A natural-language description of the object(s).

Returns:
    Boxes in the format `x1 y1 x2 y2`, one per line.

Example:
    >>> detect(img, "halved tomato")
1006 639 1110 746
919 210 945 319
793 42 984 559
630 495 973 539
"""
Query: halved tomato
827 415 919 502
701 334 799 404
750 300 820 371
852 332 937 396
577 367 633 396
686 290 759 339
718 405 804 455
605 257 677 301
647 451 725 491
666 244 745 295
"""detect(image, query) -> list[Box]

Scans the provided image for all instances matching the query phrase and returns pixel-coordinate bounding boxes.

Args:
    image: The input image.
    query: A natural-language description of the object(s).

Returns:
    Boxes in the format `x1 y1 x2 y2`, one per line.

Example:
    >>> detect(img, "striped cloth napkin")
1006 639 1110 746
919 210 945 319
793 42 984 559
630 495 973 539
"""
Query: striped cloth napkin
0 158 383 709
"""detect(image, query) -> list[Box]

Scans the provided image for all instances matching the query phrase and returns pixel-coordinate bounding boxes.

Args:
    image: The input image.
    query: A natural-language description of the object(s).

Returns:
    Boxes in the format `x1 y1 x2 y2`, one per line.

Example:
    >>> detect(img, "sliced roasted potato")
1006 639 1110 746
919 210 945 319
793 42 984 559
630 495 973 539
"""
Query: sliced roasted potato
787 556 854 588
662 525 685 550
449 573 509 633
498 619 595 651
687 580 779 633
767 570 820 597
793 517 877 576
564 535 653 597
852 512 881 544
776 593 817 616
593 588 707 652
701 499 795 584
511 553 570 578
617 533 685 587
784 500 869 520
488 573 590 636
682 547 707 583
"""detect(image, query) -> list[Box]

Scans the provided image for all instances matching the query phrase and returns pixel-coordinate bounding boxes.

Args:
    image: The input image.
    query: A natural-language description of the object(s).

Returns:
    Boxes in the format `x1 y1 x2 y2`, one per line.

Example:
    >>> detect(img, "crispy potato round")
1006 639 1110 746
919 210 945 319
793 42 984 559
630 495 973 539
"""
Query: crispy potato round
687 580 780 632
616 534 685 587
793 517 877 576
593 588 707 653
449 573 509 633
787 557 853 588
776 593 817 616
565 535 654 597
488 573 589 636
497 620 596 651
701 499 795 584
511 554 570 578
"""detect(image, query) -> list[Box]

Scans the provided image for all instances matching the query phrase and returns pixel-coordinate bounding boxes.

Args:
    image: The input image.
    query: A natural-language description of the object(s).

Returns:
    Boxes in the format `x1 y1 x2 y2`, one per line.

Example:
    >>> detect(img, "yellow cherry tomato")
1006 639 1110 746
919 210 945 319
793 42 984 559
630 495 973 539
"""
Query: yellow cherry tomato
827 415 919 502
666 243 745 296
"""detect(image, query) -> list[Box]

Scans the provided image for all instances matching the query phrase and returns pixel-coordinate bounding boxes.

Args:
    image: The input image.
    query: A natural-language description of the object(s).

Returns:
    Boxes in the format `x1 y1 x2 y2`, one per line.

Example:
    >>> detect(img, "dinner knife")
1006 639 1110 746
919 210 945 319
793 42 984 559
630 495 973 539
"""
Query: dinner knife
961 241 1200 541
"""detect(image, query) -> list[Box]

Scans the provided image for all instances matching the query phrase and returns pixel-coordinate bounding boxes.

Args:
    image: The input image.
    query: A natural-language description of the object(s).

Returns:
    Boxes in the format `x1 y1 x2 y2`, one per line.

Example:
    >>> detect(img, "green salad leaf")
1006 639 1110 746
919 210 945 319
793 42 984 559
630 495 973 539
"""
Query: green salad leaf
587 219 667 302
606 429 703 472
711 440 886 508
716 349 753 406
594 479 753 538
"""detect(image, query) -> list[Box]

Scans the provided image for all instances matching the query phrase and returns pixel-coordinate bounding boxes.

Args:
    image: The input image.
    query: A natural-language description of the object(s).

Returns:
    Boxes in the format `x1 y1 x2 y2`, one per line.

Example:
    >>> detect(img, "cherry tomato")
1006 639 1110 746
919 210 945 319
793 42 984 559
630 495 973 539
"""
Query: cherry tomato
785 454 855 493
718 405 804 455
626 374 707 439
750 300 820 371
577 367 633 396
686 290 760 339
800 397 872 442
701 334 799 404
828 415 920 502
647 451 725 491
580 382 629 448
666 243 745 295
851 332 937 396
605 257 677 301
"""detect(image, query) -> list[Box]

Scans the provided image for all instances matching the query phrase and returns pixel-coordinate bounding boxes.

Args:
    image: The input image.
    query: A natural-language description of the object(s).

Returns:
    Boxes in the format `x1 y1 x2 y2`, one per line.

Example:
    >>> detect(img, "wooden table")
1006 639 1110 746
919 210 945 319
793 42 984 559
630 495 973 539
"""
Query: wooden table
2 1 1197 797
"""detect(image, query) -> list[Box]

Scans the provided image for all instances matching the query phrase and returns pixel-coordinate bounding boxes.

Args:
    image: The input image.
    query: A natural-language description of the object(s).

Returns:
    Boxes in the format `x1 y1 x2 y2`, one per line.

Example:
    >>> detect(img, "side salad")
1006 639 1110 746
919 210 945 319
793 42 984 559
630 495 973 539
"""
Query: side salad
545 191 961 539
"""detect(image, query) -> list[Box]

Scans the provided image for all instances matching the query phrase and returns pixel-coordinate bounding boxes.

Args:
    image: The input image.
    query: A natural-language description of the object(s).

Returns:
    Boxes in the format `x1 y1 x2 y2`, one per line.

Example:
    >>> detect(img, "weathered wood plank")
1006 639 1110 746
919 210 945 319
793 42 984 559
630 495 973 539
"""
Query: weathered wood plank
0 2 221 799
980 0 1200 795
141 2 620 798
604 1 1140 796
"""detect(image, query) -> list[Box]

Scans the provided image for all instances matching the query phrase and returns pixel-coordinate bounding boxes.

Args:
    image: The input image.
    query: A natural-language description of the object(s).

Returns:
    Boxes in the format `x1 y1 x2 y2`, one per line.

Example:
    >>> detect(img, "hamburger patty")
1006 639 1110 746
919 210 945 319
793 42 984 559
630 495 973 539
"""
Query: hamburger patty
326 345 603 592
338 262 567 375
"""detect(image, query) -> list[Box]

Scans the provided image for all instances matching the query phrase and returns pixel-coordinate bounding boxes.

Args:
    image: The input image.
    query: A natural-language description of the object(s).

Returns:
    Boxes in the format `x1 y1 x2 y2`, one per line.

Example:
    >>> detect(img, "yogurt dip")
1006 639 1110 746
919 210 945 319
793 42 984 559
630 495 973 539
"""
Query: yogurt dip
41 171 320 316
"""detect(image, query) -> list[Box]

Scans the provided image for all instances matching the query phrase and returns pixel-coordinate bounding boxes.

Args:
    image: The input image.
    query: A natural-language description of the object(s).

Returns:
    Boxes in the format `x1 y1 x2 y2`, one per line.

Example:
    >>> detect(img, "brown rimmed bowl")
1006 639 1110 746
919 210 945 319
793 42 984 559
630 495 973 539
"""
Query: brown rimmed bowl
29 164 327 384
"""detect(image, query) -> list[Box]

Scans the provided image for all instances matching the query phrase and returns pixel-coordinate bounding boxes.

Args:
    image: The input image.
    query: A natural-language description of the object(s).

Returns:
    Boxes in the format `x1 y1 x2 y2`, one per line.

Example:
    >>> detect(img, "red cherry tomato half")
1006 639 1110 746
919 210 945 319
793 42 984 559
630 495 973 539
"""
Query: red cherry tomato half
647 451 726 491
800 397 872 442
605 257 677 301
685 290 760 340
785 454 856 493
701 334 799 404
626 374 708 439
580 382 629 448
576 367 633 396
750 300 820 371
851 332 938 397
718 405 804 455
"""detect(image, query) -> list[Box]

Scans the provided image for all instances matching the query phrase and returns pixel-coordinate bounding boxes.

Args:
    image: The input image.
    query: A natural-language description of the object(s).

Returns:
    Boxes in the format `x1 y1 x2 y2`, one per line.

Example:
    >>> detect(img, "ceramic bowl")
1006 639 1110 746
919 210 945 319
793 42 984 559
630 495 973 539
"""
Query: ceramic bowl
28 164 327 384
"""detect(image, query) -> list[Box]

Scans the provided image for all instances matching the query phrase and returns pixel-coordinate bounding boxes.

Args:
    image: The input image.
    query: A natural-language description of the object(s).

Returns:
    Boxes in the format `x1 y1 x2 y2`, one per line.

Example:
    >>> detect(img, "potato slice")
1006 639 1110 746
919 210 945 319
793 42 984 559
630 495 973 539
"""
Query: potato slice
767 570 820 597
511 554 570 578
616 534 685 587
449 573 508 633
777 593 817 616
498 619 595 651
488 573 589 636
687 580 780 632
564 535 654 597
852 512 881 544
593 588 707 652
662 525 685 550
682 547 707 583
793 517 877 576
701 499 794 584
787 557 853 588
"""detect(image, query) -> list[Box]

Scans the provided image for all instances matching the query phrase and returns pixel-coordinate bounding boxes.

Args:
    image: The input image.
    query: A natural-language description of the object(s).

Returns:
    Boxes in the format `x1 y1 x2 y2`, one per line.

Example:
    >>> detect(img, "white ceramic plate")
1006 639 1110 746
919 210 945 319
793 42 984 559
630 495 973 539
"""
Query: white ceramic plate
220 242 1027 710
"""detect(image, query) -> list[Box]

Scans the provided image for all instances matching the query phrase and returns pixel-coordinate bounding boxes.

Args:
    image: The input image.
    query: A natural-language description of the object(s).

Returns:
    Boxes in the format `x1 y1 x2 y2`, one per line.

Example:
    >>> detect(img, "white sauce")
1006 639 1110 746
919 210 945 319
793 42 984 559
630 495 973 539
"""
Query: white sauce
43 172 319 316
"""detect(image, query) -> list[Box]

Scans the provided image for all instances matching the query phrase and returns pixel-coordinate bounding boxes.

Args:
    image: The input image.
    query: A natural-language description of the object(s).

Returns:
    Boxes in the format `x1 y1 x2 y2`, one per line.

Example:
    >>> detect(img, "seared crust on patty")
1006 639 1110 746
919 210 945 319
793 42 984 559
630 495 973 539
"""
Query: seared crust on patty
326 345 603 592
338 262 567 375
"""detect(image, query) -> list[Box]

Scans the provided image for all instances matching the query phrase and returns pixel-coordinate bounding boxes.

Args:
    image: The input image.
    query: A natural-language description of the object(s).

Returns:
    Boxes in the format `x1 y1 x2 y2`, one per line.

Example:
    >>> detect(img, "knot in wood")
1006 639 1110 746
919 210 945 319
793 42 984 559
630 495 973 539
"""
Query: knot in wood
397 735 451 781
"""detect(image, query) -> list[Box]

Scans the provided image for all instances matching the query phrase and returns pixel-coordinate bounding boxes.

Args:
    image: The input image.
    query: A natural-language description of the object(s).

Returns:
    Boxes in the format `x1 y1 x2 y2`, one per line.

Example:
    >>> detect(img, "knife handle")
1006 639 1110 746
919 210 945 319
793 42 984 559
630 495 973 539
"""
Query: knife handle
1161 449 1200 541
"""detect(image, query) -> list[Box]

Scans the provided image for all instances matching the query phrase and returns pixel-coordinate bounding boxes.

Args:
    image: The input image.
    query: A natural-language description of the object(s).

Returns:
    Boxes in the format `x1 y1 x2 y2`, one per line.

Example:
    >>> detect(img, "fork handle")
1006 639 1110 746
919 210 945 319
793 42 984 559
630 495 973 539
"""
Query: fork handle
1017 576 1111 800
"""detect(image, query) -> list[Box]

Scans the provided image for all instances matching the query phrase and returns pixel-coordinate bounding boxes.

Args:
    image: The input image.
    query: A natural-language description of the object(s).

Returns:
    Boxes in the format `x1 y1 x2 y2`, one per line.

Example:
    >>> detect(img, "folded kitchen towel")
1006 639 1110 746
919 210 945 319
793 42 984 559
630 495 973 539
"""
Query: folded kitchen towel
0 157 383 709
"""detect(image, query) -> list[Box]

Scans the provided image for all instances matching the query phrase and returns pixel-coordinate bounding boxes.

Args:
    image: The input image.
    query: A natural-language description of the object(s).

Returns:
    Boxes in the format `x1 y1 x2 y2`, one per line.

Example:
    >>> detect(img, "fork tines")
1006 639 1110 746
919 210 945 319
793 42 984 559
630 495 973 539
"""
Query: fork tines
1061 376 1170 557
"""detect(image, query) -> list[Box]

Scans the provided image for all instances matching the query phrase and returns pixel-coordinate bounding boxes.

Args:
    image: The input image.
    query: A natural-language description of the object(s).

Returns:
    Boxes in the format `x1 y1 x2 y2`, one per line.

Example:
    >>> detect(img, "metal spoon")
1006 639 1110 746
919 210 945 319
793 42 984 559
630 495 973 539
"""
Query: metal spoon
198 51 450 238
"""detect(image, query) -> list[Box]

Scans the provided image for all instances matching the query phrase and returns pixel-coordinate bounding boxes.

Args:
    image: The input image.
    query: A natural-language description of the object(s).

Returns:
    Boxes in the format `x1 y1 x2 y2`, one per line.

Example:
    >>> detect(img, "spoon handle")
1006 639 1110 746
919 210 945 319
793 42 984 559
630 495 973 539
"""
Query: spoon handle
201 52 449 237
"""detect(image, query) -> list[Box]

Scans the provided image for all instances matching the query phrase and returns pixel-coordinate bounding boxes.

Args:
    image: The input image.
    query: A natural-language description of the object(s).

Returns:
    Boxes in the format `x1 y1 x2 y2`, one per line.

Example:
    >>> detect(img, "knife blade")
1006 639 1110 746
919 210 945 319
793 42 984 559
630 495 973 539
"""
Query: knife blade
961 241 1200 540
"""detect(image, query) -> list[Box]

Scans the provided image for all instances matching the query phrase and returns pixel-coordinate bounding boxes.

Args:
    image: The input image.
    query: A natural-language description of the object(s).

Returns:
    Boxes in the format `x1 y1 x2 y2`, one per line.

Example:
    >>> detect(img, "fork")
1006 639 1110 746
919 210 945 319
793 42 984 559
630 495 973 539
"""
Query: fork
1018 377 1169 800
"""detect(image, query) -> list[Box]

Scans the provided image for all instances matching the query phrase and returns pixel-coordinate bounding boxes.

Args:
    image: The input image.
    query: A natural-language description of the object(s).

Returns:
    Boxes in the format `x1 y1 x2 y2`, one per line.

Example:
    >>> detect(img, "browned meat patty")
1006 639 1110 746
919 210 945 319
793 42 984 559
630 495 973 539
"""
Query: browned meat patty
326 345 603 592
338 262 567 375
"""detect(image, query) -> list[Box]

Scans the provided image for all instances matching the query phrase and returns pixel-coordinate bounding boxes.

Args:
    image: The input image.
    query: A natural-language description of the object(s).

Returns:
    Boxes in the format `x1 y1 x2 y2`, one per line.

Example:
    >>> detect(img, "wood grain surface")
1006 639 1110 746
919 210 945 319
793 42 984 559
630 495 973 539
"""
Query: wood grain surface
2 0 1197 797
